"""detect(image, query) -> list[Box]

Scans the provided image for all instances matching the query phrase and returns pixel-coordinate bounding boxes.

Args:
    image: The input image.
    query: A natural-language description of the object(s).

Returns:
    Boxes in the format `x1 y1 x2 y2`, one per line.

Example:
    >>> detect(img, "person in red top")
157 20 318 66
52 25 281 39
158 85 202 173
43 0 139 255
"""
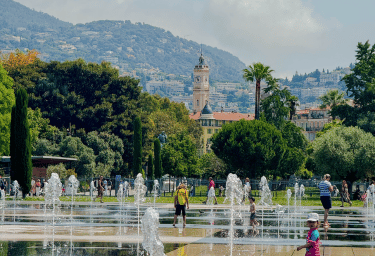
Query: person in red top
203 177 218 205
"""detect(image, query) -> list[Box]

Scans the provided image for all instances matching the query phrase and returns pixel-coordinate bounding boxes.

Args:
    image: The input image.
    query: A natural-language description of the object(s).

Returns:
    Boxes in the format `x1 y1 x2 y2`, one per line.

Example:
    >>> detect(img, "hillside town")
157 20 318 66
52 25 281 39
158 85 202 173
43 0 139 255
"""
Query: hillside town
140 64 352 115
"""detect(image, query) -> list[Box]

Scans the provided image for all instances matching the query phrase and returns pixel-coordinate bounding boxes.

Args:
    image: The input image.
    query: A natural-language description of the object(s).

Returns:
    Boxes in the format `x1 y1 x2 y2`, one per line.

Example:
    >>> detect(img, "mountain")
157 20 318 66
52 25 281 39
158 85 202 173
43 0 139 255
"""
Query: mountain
0 0 71 30
0 0 245 82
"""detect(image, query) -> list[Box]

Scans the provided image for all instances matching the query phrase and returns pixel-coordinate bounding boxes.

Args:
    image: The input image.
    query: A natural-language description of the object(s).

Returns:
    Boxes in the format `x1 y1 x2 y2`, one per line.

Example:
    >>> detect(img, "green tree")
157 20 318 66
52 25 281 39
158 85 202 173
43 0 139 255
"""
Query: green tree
342 41 375 108
148 154 154 180
57 136 96 177
211 119 287 179
319 89 347 119
0 64 15 156
261 87 291 129
154 138 162 178
198 152 227 179
313 126 375 183
46 163 67 179
10 88 32 196
243 63 275 120
133 116 142 175
161 132 198 177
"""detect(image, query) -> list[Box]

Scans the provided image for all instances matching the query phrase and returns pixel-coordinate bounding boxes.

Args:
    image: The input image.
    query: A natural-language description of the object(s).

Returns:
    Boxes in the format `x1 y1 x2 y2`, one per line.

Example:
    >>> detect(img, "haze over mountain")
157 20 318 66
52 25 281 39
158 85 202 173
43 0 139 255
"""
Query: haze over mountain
0 0 245 82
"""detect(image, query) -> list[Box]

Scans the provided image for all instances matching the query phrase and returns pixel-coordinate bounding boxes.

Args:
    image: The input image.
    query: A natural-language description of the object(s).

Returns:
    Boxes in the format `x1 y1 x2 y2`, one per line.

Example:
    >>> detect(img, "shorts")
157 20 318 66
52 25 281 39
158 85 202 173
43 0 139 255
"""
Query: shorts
175 205 186 216
320 196 332 209
250 213 256 220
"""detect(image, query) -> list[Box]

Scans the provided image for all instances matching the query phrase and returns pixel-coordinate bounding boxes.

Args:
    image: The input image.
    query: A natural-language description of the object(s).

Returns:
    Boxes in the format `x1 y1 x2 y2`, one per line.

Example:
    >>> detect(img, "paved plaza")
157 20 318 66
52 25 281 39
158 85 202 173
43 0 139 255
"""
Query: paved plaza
0 202 374 255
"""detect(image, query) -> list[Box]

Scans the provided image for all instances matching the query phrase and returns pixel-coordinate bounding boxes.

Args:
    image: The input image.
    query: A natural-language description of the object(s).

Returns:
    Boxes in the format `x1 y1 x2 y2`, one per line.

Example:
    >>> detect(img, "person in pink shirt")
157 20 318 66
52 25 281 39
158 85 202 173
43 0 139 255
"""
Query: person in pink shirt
297 213 321 256
203 177 218 205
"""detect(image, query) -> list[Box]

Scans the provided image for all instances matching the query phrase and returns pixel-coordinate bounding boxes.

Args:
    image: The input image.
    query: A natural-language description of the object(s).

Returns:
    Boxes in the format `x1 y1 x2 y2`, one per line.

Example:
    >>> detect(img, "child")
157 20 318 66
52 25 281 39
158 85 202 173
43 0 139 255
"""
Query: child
249 197 259 229
297 213 321 256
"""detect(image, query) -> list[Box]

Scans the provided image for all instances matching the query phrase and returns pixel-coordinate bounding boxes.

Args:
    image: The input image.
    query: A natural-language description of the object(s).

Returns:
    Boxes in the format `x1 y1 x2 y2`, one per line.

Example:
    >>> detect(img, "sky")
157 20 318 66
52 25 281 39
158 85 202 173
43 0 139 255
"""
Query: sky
14 0 375 79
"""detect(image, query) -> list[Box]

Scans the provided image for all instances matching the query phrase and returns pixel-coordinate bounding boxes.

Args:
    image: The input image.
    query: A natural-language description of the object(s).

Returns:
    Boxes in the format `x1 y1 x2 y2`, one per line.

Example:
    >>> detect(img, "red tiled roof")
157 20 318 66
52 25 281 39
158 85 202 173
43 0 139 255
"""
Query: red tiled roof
189 112 254 121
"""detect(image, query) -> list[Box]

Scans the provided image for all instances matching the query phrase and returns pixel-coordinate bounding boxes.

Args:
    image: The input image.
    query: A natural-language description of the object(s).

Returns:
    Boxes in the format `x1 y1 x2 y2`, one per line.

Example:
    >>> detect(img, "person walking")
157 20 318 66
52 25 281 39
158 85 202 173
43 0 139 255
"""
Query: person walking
340 180 352 207
173 183 189 228
249 197 259 230
202 177 218 205
318 174 334 227
95 175 104 203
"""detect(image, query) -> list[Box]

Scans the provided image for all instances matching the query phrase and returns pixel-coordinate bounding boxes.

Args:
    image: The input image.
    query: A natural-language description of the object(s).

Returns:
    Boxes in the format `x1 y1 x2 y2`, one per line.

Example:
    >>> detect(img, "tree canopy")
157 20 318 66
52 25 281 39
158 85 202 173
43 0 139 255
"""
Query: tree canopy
313 126 375 182
0 64 15 156
211 119 296 179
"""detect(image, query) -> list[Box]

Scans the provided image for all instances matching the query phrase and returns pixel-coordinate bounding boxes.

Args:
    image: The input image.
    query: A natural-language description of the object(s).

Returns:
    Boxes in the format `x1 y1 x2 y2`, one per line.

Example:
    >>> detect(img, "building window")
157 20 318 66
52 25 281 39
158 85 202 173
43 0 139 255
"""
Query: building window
197 100 199 106
203 120 207 126
215 120 219 126
215 129 219 133
209 120 212 126
208 129 212 134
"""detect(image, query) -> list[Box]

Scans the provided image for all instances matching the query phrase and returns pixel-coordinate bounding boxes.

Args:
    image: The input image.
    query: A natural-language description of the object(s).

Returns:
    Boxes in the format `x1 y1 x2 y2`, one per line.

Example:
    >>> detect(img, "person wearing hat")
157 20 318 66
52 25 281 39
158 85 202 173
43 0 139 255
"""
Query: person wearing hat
173 183 189 228
318 174 334 227
297 213 321 256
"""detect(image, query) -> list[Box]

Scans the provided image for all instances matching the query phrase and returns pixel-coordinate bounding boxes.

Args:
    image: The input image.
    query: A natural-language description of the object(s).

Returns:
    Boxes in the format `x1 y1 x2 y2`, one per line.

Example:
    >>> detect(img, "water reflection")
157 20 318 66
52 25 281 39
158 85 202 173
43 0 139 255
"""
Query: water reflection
0 241 182 256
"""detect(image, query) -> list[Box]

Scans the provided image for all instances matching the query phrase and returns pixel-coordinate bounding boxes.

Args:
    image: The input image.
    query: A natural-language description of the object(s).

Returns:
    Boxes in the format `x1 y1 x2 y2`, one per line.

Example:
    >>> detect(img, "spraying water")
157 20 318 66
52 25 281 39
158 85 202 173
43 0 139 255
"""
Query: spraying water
12 180 20 222
259 176 272 239
141 207 165 256
152 180 160 208
225 173 243 256
286 189 292 235
134 173 147 253
0 189 4 223
259 176 272 206
44 173 62 256
67 175 79 253
294 183 299 236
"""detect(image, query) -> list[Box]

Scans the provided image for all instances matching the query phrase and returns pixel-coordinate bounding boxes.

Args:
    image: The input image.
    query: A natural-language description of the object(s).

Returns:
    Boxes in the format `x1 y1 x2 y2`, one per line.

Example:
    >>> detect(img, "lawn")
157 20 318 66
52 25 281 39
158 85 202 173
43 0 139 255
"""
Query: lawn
17 190 364 207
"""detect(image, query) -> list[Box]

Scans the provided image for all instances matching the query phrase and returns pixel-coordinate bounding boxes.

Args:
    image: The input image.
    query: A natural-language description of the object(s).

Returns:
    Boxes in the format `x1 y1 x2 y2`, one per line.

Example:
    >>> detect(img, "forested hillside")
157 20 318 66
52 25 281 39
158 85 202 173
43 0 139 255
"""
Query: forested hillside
0 0 245 81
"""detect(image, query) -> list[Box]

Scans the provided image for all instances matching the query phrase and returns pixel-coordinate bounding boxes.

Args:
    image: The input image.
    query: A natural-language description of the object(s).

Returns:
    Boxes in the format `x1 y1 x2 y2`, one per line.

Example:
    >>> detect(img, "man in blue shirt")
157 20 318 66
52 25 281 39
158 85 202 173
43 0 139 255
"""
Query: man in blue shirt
318 174 334 227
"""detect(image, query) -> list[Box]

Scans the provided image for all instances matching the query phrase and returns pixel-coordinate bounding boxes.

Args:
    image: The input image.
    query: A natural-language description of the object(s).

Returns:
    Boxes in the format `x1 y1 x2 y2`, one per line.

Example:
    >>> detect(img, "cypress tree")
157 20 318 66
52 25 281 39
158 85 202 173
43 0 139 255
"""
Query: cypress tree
148 153 154 180
154 138 162 178
133 116 142 175
10 88 32 196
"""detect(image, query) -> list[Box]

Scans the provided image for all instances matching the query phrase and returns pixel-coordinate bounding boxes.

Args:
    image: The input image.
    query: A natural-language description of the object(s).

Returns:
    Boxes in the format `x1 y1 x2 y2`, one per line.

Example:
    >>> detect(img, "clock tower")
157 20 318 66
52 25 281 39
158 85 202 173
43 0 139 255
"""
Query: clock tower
193 54 210 113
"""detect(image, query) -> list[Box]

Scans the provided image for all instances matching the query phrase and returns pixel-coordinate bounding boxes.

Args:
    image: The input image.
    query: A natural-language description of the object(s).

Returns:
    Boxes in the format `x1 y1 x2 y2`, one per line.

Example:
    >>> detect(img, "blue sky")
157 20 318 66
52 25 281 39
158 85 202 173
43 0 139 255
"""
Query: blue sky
14 0 375 79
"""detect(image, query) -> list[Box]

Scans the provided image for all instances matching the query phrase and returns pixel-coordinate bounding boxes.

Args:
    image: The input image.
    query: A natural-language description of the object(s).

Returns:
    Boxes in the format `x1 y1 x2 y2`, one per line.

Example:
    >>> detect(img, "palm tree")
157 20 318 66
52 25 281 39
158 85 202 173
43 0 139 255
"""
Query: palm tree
243 63 274 120
319 89 348 119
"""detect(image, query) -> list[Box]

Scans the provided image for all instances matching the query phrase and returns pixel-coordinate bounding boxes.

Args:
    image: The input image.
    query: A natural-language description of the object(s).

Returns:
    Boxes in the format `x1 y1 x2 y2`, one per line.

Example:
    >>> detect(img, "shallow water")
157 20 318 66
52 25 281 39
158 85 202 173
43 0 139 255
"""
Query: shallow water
1 202 374 255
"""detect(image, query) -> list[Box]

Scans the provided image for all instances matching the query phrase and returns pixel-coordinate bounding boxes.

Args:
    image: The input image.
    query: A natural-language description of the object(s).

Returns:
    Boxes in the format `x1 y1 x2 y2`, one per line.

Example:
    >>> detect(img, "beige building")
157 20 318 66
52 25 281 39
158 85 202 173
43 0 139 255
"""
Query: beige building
292 108 331 141
190 103 254 155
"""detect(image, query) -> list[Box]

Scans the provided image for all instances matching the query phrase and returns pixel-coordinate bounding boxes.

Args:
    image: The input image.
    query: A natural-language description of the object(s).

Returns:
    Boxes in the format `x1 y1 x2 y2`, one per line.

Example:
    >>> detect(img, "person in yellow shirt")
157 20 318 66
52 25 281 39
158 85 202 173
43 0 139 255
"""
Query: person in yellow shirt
173 183 189 228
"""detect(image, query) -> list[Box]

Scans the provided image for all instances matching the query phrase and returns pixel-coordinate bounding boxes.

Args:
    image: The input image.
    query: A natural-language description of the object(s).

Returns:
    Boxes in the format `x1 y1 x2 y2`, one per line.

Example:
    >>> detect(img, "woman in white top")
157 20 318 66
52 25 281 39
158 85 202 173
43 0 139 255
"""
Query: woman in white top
318 174 334 227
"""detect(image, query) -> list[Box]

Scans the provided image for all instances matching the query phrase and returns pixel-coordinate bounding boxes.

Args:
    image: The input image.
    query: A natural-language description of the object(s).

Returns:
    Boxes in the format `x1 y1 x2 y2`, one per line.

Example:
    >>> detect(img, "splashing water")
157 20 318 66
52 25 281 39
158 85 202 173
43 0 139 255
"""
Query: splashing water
141 207 165 256
134 173 147 205
225 173 243 256
66 175 79 196
207 187 216 206
45 173 62 205
259 176 272 206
